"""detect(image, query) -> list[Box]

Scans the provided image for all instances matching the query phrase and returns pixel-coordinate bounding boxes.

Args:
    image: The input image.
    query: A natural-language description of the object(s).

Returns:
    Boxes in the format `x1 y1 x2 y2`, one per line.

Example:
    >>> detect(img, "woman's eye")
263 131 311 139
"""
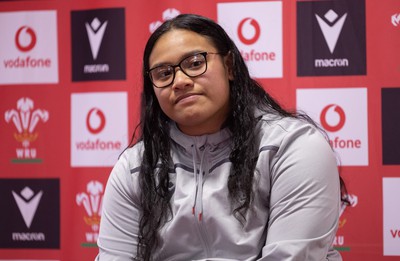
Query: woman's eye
189 60 204 68
155 67 173 79
185 56 205 69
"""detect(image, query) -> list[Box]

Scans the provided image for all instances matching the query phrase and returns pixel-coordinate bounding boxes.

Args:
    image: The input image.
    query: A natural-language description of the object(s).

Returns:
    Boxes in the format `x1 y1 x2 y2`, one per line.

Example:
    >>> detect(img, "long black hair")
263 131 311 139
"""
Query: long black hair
132 13 348 261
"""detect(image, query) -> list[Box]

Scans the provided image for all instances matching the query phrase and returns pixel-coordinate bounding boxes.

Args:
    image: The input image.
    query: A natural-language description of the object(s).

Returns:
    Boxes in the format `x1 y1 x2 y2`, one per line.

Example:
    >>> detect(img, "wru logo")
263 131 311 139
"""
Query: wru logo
4 97 49 161
76 180 104 244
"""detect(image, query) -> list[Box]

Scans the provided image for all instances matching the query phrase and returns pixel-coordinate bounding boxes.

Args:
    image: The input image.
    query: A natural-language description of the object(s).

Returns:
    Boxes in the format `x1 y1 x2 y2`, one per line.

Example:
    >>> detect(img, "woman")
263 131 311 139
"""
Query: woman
96 14 346 261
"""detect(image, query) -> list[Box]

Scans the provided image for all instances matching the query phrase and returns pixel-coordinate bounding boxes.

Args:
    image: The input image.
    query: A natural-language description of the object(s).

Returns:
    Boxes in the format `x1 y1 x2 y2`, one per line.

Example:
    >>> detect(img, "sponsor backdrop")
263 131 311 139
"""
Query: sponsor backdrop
0 0 399 260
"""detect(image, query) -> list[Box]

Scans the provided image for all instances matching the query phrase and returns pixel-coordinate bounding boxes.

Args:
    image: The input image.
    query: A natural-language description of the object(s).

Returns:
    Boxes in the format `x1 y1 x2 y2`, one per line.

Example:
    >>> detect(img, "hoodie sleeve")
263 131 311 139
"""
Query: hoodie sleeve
260 124 341 261
95 149 141 261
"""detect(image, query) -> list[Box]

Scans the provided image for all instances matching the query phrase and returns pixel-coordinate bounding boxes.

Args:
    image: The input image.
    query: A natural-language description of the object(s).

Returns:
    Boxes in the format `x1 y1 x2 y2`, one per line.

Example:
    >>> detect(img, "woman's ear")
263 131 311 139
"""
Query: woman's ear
224 51 234 81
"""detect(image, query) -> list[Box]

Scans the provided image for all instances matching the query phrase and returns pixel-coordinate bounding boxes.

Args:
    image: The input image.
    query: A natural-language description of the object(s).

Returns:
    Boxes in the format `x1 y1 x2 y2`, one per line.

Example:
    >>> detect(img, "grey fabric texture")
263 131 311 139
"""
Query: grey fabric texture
96 112 341 261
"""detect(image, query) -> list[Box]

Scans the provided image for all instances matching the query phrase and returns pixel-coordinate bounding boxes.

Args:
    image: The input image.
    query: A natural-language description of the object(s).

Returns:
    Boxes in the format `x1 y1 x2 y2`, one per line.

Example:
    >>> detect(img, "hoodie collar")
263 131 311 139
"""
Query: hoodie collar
169 121 231 151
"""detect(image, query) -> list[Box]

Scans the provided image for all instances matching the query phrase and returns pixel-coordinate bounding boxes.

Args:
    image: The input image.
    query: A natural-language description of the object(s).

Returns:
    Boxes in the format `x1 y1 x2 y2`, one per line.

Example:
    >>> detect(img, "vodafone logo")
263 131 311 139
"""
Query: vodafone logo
237 18 260 45
15 26 37 52
71 92 127 167
218 2 283 78
86 108 106 134
0 11 58 84
320 104 346 132
297 88 367 165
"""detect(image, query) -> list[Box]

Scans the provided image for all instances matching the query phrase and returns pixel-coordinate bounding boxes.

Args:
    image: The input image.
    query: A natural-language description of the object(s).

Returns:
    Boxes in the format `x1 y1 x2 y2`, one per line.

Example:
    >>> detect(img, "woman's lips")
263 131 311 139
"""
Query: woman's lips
175 93 200 104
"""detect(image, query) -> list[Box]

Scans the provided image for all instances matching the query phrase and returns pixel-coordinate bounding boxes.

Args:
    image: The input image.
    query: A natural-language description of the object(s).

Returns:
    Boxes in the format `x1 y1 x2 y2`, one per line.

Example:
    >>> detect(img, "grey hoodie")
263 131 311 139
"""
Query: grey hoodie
96 112 342 261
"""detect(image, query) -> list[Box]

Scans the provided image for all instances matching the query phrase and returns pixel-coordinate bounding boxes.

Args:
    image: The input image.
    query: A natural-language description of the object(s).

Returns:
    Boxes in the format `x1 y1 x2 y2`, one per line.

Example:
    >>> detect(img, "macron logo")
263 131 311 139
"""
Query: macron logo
315 10 347 54
85 18 108 60
12 187 43 229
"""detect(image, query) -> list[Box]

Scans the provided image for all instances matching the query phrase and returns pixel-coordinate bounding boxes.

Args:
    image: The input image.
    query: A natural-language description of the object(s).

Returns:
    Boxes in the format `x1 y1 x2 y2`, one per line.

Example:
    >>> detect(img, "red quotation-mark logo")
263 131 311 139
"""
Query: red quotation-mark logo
320 104 346 132
237 18 261 45
86 108 106 134
15 26 37 52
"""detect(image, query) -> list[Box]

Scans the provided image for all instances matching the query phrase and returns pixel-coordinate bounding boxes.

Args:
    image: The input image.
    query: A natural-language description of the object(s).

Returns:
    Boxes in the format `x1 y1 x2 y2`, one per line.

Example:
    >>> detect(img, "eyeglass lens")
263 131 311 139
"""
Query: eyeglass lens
149 53 208 88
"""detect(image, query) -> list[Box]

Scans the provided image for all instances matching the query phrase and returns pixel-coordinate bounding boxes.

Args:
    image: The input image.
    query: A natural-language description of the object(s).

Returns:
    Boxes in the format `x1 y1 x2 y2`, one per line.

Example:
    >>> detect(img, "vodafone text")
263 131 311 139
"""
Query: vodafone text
76 139 121 150
240 50 276 62
329 137 361 149
390 229 400 238
4 56 51 68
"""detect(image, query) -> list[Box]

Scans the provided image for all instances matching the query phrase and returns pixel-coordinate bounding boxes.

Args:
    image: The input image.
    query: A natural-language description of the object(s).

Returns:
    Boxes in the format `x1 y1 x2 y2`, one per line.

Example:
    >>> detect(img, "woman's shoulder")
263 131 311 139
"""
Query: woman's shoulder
257 112 332 155
111 141 145 181
258 113 319 139
257 112 338 179
120 141 144 165
106 141 145 200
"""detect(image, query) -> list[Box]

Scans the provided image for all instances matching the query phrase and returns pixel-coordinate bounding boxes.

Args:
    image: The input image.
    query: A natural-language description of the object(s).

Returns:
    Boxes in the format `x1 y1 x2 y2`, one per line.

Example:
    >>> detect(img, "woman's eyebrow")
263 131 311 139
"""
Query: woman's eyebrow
150 50 205 68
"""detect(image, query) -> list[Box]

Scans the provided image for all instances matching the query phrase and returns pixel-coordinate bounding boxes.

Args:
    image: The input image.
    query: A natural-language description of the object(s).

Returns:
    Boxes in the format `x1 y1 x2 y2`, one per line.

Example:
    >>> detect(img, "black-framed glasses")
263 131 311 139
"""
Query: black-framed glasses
147 52 219 88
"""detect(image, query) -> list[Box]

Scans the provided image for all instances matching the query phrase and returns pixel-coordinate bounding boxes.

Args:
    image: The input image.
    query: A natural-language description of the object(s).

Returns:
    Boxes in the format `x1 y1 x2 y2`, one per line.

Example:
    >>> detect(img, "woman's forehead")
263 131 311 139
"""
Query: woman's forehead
149 30 215 65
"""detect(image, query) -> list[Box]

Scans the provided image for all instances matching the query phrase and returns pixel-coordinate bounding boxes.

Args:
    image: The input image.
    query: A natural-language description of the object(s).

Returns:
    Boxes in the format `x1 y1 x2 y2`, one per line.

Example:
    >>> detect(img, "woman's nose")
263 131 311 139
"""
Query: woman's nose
171 69 193 90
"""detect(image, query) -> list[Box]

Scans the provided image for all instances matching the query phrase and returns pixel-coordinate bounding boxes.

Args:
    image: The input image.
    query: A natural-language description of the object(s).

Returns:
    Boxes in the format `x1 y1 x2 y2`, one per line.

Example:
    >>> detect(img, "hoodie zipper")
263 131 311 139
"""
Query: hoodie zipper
194 172 211 257
192 144 212 257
